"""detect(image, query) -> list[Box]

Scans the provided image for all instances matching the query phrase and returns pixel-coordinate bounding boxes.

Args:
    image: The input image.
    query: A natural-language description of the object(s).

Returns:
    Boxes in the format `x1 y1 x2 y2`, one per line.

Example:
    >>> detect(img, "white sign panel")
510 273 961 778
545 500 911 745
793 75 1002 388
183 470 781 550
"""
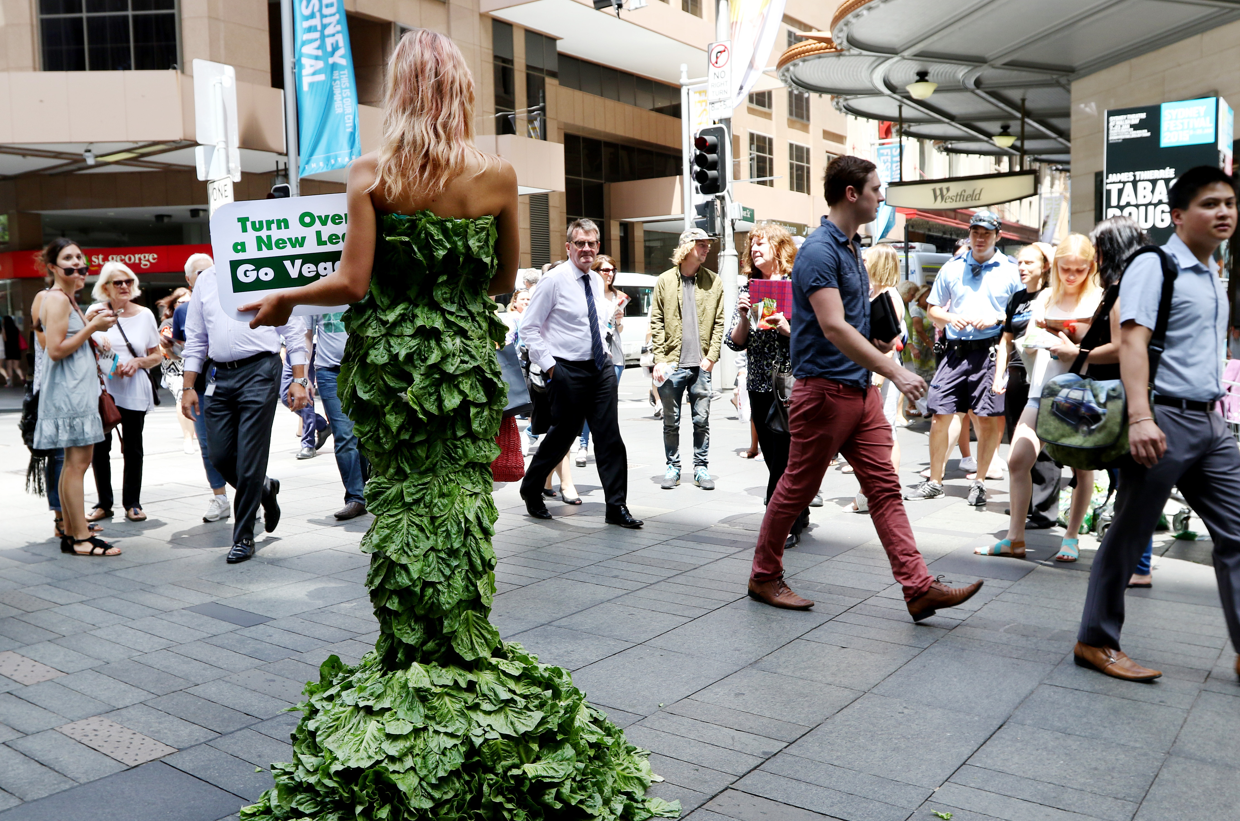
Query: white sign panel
210 194 350 321
207 178 234 218
884 171 1039 210
707 40 733 119
192 59 241 183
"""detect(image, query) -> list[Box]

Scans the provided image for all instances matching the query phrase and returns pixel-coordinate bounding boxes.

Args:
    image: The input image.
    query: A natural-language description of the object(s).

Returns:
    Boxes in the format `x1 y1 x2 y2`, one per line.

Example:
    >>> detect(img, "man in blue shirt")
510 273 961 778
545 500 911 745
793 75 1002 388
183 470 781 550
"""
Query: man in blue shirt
747 155 982 621
1076 166 1240 682
906 211 1021 508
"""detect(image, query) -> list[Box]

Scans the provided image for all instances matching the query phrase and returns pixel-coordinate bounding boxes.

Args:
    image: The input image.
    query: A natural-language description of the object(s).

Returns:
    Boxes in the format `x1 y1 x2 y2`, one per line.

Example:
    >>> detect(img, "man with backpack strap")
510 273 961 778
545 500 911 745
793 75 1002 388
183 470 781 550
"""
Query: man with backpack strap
1075 166 1240 682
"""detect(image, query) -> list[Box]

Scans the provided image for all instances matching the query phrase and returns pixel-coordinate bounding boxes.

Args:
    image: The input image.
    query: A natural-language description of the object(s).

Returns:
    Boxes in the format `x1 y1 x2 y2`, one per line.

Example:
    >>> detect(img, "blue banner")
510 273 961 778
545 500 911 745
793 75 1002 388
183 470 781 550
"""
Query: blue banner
874 143 899 241
294 0 361 177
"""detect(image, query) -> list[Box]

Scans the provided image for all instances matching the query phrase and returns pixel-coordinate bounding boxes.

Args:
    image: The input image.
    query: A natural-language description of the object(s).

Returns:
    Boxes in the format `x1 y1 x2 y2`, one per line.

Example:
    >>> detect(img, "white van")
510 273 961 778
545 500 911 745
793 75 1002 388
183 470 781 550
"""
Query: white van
611 272 658 366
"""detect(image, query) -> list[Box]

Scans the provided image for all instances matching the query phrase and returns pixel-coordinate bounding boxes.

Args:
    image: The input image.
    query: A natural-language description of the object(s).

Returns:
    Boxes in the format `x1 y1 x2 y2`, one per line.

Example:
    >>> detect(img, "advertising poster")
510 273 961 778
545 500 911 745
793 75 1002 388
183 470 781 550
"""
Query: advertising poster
295 0 362 177
210 194 350 321
1103 96 1232 244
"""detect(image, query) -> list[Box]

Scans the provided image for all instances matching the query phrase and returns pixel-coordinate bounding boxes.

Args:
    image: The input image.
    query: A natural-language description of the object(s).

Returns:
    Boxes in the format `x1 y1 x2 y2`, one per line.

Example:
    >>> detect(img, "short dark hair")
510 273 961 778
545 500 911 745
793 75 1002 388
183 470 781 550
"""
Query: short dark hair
1169 166 1237 212
1089 215 1149 289
824 155 877 206
566 219 600 243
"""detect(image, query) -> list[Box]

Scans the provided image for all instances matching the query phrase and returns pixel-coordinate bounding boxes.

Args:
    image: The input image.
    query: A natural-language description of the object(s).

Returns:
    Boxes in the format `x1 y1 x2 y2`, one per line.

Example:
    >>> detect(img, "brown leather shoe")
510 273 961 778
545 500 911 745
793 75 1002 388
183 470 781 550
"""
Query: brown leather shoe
906 577 984 622
1073 642 1161 681
747 577 814 610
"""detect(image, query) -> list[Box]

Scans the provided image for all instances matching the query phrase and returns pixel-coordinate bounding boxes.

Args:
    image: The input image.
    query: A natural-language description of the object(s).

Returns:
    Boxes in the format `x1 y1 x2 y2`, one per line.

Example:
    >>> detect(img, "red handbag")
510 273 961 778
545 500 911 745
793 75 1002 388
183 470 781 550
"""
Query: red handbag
491 416 525 482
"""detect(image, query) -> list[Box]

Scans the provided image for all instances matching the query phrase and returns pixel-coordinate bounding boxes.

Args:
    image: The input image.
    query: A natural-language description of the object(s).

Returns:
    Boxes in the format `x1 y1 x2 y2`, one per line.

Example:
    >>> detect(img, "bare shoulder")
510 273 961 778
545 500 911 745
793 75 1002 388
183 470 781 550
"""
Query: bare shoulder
349 153 379 189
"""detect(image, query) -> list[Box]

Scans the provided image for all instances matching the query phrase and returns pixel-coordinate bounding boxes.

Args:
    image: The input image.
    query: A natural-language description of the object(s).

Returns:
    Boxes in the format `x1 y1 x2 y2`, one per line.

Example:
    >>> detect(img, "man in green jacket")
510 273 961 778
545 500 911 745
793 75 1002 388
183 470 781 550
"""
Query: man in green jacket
650 228 725 490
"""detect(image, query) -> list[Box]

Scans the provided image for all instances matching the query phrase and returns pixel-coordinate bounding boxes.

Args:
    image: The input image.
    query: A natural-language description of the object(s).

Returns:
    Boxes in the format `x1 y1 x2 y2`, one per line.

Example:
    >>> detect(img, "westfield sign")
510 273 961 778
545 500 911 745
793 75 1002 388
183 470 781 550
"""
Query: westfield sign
885 171 1039 210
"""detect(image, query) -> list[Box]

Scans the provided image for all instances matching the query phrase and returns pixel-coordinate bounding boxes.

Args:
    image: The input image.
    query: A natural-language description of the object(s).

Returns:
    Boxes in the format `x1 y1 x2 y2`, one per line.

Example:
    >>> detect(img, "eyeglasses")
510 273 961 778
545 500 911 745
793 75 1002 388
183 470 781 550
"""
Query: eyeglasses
60 265 88 276
571 240 600 250
112 278 134 287
597 267 616 274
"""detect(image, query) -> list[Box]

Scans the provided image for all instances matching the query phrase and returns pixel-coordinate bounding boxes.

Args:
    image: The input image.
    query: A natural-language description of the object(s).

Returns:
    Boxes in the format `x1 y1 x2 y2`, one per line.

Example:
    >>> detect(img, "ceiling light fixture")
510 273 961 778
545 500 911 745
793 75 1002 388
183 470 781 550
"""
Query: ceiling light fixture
993 125 1017 149
906 70 937 100
83 146 96 166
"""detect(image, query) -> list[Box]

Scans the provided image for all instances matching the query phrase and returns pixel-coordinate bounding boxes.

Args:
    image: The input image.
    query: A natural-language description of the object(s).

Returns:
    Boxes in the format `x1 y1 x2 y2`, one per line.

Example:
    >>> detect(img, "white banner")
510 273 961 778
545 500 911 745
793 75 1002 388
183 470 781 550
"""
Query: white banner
730 0 788 109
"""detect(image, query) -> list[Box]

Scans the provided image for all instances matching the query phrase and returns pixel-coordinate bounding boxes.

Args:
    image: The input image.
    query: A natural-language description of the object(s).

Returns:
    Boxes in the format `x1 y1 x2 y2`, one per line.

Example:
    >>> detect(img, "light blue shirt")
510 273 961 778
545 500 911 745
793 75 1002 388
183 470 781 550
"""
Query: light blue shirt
1120 233 1226 402
310 312 348 369
928 251 1022 340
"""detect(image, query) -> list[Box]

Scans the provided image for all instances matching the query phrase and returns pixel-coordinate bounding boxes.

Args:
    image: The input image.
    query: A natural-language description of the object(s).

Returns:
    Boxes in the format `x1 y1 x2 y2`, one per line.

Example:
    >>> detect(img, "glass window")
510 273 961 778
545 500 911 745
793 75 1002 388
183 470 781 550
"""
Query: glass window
580 59 601 97
39 0 177 71
526 73 547 139
600 66 619 101
524 29 544 70
492 20 516 135
682 0 700 16
581 137 604 180
493 20 514 61
559 54 580 90
634 76 654 111
749 133 773 187
618 72 636 106
748 90 771 110
786 27 799 49
563 134 582 178
788 89 810 122
789 142 810 194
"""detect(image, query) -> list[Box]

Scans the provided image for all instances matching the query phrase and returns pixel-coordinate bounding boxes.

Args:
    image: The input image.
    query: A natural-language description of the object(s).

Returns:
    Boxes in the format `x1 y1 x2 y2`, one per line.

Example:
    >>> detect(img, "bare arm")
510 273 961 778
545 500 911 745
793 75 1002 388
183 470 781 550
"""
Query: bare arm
45 293 112 361
31 292 46 351
928 304 968 332
1120 321 1163 467
1086 303 1123 365
992 331 1013 393
489 161 520 297
807 288 925 400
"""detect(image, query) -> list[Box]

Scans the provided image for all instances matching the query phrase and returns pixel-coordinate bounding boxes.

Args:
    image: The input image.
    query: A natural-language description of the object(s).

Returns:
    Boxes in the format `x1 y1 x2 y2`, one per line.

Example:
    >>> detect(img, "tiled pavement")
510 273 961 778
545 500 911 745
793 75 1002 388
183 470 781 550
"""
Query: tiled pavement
1 378 1237 821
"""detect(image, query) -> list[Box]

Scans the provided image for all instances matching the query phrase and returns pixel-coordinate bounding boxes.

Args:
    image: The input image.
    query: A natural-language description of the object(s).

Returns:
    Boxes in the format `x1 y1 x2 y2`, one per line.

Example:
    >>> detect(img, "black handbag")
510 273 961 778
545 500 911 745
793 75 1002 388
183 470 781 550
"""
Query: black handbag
497 342 533 418
870 291 901 344
766 366 795 435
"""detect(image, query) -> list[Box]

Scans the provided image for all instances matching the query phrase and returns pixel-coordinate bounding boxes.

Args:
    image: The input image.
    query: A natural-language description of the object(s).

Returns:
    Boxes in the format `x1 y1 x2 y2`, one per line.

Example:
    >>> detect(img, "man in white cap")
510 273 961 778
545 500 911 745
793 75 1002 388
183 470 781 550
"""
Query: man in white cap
650 227 725 491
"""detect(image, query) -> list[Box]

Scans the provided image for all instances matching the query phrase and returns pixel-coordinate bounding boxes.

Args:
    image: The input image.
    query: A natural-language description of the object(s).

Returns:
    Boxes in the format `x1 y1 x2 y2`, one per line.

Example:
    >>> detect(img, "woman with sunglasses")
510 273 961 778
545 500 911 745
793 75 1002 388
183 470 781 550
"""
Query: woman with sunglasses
33 238 120 556
85 262 162 524
575 254 627 466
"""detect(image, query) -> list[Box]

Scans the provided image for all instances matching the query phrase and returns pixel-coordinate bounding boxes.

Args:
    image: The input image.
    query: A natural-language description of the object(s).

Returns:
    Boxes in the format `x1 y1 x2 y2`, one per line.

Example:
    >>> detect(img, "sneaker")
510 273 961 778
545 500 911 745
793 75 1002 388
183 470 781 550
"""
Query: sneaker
958 456 977 472
905 480 944 500
297 446 317 460
694 468 715 490
203 495 231 523
183 437 197 455
967 480 987 507
661 466 680 489
575 445 587 467
809 492 824 508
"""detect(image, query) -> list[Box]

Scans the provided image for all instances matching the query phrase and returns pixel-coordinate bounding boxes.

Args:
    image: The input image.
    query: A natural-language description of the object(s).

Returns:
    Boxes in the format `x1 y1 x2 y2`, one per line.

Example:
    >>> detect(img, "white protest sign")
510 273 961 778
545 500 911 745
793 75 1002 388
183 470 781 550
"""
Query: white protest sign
210 194 350 321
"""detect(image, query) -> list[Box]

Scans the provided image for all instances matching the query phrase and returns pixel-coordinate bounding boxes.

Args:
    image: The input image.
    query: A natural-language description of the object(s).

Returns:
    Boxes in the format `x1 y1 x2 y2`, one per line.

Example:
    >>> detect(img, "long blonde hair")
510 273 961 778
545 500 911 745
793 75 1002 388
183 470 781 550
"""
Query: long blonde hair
372 29 490 202
864 244 899 291
1049 233 1101 308
740 223 797 280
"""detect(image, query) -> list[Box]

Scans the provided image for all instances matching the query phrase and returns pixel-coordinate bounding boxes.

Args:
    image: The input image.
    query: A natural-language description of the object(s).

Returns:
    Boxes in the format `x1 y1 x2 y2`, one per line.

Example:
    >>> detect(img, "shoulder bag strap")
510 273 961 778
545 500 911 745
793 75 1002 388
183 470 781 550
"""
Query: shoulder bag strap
112 311 140 359
1068 284 1119 375
1135 246 1178 384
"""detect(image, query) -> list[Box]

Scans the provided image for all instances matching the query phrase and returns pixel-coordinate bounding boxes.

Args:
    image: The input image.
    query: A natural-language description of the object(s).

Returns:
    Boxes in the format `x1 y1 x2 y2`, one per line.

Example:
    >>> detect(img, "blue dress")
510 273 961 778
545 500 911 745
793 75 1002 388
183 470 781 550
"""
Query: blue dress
34 300 102 450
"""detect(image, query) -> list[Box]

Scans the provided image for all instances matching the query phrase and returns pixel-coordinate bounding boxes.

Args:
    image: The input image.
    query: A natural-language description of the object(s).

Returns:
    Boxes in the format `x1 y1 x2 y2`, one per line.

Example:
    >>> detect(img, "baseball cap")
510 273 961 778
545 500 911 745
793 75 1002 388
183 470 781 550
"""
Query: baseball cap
678 227 712 245
969 210 1001 232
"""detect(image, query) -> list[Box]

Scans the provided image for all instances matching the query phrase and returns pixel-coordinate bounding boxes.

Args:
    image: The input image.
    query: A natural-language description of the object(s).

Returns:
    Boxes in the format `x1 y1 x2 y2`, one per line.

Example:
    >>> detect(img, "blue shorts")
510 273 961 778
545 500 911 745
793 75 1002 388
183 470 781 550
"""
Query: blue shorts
927 345 1005 417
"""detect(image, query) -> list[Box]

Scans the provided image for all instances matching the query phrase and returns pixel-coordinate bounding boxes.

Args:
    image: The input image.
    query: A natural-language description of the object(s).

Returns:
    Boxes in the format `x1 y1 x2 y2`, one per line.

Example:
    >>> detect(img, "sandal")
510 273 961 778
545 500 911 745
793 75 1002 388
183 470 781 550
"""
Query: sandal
60 535 120 557
541 488 556 498
561 491 582 505
87 508 113 523
124 507 147 522
740 449 758 459
976 538 1026 558
1055 538 1080 563
53 516 102 539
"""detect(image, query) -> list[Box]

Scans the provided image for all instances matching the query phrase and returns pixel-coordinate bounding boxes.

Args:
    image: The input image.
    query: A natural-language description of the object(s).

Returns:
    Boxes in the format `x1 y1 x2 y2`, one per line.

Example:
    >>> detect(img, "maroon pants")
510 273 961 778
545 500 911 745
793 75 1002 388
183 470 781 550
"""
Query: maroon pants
751 378 935 602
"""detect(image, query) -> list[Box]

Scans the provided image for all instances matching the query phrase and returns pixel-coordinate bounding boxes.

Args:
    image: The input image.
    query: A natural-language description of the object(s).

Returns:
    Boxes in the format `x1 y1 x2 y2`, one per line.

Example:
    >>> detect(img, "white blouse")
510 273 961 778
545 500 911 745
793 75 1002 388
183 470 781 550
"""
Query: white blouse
92 305 161 412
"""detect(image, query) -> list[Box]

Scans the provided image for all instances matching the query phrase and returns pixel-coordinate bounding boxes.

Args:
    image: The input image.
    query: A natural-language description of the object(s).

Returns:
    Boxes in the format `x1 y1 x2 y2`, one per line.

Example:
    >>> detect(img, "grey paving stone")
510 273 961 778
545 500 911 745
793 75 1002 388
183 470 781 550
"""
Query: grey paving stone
733 769 912 821
264 617 354 643
949 765 1137 821
87 625 174 654
87 598 162 621
786 693 1002 790
249 712 301 743
0 695 65 735
759 753 932 810
0 760 243 821
53 671 149 709
647 753 736 796
698 790 840 821
507 625 633 671
1134 754 1240 821
639 712 785 758
0 745 75 802
753 639 917 691
490 577 626 633
184 681 291 720
647 780 710 814
14 643 99 676
207 729 291 768
94 660 188 696
184 603 272 628
1009 684 1188 753
10 681 109 722
222 669 306 703
690 668 862 727
168 642 265 673
124 617 211 644
663 698 810 744
12 610 91 638
8 730 126 783
645 603 832 665
49 634 136 665
200 632 295 663
572 645 747 716
255 659 318 686
625 725 765 776
1170 690 1240 768
164 744 275 802
144 693 254 735
106 704 219 748
234 625 321 652
872 642 1053 719
0 622 59 647
550 602 692 643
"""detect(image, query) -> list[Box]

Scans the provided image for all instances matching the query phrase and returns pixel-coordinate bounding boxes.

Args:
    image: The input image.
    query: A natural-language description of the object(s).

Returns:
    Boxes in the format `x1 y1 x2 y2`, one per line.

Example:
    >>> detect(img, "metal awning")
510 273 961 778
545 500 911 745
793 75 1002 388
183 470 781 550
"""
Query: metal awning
777 0 1240 166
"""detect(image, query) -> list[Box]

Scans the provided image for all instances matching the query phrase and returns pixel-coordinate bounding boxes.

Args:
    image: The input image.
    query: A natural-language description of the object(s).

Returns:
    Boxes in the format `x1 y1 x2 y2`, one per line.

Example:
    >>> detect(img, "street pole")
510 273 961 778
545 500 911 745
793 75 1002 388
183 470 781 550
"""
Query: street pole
281 0 300 196
681 64 693 233
715 0 739 393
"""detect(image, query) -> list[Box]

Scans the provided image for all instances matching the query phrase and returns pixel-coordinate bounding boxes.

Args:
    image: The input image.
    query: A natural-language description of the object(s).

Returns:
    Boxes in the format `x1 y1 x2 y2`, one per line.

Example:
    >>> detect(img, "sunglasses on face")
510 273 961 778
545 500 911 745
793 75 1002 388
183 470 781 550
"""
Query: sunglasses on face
597 267 616 274
60 265 88 276
571 240 600 250
111 278 134 287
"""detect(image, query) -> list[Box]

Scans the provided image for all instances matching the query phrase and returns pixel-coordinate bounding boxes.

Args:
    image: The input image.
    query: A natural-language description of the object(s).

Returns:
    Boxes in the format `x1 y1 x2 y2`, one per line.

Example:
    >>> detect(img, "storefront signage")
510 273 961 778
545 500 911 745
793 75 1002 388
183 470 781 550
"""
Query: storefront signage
0 244 212 280
1104 96 1232 243
884 171 1038 211
210 194 349 321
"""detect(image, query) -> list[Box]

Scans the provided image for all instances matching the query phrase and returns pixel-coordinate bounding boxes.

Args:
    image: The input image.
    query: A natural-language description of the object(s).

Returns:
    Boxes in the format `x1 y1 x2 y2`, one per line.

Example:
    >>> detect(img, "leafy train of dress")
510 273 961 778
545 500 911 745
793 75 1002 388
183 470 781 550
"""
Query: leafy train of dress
241 212 678 820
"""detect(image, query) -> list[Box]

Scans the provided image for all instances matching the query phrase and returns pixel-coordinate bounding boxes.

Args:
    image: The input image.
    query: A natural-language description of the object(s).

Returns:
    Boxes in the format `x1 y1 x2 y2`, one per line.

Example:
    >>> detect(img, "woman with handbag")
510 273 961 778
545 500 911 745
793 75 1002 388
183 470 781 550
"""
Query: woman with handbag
33 238 120 556
980 234 1103 561
726 223 808 547
86 262 162 524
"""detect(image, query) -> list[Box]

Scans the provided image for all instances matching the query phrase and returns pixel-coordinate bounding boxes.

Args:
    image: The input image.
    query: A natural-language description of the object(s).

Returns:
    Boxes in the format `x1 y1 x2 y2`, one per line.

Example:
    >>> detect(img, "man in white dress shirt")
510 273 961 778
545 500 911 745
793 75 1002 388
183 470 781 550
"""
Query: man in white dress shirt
181 266 310 563
518 219 642 528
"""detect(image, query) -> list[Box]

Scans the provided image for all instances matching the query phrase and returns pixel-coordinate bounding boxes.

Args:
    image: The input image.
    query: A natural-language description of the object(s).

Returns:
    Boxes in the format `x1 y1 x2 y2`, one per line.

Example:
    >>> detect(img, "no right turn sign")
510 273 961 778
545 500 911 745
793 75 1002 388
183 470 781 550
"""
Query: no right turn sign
707 40 732 119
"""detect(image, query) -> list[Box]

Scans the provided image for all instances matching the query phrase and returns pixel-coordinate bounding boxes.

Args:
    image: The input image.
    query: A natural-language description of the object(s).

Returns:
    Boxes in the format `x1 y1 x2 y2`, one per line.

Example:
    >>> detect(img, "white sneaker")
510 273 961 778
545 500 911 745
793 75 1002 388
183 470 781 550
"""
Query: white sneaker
183 437 197 454
959 456 978 472
203 495 231 523
575 445 587 467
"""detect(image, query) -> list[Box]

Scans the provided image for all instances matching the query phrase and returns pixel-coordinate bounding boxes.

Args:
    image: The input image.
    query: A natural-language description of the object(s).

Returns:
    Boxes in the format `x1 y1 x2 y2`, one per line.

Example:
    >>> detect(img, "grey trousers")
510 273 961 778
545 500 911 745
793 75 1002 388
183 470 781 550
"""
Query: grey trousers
205 354 280 545
1078 406 1240 654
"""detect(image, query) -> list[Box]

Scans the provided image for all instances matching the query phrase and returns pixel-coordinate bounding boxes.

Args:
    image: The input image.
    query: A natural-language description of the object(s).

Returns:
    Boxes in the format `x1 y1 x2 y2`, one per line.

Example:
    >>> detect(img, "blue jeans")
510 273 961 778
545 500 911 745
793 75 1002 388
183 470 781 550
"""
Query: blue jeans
1135 539 1155 576
580 364 624 448
47 450 64 512
193 393 227 491
316 367 367 505
658 366 712 470
281 360 327 449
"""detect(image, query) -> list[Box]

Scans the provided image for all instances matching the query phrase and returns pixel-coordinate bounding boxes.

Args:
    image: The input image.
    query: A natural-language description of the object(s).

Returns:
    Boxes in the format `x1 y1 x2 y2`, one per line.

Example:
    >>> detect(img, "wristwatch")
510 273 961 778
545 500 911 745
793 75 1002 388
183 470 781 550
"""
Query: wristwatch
291 377 310 388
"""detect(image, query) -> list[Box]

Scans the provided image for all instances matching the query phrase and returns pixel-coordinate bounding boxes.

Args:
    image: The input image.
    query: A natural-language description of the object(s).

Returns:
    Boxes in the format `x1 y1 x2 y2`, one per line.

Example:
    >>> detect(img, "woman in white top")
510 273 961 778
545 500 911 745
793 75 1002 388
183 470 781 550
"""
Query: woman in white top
980 234 1103 562
87 262 162 523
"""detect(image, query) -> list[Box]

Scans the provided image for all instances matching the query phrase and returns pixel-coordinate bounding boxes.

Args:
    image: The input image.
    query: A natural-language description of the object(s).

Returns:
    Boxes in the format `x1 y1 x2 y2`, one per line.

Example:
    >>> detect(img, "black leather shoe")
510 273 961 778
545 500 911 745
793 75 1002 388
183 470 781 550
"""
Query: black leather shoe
334 501 367 520
226 539 256 564
521 491 553 520
1025 515 1056 530
261 478 281 533
784 531 800 550
605 505 643 529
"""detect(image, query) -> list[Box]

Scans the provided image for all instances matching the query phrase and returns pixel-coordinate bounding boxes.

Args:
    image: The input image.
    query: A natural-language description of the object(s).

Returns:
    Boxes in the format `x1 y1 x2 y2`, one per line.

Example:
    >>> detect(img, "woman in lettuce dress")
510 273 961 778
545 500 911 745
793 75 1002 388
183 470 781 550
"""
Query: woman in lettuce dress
237 29 676 821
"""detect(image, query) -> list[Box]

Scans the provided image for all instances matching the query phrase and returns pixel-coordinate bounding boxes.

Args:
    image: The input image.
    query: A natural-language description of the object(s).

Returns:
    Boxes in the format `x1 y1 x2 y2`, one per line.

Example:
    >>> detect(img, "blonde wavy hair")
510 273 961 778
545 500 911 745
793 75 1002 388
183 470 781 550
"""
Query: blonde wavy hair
93 261 141 302
672 238 711 267
740 223 797 280
371 29 491 203
864 244 900 291
1048 233 1101 307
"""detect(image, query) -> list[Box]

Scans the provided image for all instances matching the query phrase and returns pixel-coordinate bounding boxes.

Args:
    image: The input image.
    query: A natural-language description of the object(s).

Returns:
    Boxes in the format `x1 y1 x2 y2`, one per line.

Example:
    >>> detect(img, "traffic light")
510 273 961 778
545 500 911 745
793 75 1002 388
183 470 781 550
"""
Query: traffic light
693 198 720 236
693 125 728 196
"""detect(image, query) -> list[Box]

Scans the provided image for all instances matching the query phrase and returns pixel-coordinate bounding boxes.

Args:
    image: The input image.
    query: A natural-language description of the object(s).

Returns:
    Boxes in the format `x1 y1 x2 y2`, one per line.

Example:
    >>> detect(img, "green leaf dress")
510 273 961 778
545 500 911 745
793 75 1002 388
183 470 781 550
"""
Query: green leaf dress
242 213 679 821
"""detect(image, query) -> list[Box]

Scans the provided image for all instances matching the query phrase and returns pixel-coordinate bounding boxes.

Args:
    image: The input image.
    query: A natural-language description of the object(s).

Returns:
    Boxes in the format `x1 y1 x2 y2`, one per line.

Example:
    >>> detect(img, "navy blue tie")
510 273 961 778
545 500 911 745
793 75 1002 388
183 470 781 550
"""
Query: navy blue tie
582 274 611 371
